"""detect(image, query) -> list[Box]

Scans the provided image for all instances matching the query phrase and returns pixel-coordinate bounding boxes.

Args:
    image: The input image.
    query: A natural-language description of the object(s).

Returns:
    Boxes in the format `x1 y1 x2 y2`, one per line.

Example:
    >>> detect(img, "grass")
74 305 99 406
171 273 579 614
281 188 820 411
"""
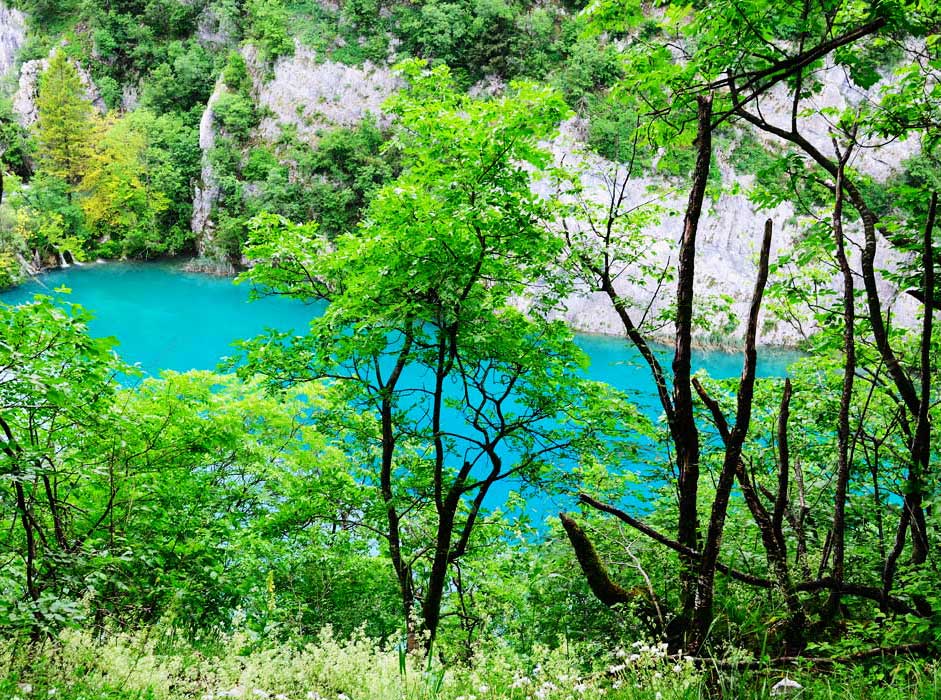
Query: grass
1 628 939 700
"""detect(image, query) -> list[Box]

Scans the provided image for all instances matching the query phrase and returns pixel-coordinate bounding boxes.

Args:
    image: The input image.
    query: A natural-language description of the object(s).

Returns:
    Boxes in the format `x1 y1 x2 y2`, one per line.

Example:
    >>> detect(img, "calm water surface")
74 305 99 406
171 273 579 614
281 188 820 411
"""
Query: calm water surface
1 262 797 518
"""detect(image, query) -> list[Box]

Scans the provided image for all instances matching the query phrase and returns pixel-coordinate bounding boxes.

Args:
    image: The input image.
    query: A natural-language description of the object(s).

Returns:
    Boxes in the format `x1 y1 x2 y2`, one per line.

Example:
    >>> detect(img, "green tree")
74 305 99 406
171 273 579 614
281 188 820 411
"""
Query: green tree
34 50 95 188
237 62 629 650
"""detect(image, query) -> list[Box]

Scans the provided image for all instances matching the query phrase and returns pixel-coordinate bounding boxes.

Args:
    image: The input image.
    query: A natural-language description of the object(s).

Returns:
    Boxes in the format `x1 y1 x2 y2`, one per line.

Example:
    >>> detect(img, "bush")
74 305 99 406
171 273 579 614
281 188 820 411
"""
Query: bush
212 92 259 141
245 0 294 62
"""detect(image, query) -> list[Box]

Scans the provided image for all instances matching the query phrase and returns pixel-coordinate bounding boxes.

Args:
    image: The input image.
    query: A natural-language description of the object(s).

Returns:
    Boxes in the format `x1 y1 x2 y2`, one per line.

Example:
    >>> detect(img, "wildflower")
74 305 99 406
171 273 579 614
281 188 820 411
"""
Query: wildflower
510 676 531 688
771 677 803 696
653 672 662 680
18 685 32 695
306 693 322 700
655 693 663 700
276 695 290 700
220 689 246 698
337 694 350 700
478 686 489 694
672 664 683 674
572 682 588 694
253 691 270 699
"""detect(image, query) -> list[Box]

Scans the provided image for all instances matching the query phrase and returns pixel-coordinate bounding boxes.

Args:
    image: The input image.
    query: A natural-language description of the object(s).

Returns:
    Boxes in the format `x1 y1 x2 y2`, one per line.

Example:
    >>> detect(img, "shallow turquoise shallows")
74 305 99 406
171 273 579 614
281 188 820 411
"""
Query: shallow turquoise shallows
1 261 797 518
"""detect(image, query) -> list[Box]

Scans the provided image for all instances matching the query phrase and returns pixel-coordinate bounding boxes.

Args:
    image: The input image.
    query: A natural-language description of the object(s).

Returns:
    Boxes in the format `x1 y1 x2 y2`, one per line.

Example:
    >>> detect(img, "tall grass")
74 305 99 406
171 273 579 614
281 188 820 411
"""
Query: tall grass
0 627 937 700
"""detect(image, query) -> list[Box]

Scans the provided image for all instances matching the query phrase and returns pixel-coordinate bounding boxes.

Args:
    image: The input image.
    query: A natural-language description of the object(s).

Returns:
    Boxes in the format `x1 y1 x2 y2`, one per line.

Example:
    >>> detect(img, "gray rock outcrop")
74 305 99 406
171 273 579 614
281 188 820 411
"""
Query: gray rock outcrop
249 42 399 144
547 55 920 346
192 40 400 250
12 47 107 127
0 1 25 81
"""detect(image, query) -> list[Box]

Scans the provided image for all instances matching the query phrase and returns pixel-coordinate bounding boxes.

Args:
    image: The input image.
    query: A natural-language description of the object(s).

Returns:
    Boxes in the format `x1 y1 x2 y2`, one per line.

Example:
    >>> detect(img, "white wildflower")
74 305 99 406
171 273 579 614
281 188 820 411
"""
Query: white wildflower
275 695 290 700
18 685 32 695
252 691 270 699
572 682 588 694
655 693 663 700
478 686 489 694
306 693 322 700
672 664 683 674
771 677 803 696
510 676 531 688
337 694 350 700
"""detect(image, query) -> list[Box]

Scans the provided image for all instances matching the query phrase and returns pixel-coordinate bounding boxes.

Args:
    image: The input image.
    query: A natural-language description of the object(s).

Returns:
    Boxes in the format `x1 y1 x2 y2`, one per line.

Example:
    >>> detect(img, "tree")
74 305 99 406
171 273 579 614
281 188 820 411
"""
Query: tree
34 50 95 189
0 293 351 637
237 62 628 651
556 0 940 659
80 114 170 257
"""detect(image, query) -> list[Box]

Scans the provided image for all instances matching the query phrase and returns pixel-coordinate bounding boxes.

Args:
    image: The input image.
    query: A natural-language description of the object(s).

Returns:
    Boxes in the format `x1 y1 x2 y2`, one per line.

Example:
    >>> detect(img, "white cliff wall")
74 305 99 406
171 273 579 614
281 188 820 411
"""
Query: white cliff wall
0 2 24 81
191 40 400 253
546 56 920 347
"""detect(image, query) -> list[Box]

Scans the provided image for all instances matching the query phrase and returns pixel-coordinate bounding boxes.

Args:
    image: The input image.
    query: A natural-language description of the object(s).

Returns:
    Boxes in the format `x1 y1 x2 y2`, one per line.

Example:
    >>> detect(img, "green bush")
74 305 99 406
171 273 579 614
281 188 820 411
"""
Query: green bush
245 0 295 62
212 92 259 141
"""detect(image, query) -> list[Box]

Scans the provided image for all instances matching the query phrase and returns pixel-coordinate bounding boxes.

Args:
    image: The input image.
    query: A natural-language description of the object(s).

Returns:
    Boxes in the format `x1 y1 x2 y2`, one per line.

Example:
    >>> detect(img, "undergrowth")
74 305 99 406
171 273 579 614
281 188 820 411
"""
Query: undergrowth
0 627 938 700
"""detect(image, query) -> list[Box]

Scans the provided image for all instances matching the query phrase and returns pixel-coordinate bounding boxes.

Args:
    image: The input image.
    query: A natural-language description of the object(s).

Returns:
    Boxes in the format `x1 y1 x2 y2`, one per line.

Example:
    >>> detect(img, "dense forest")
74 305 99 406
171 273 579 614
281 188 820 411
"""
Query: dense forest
0 0 940 698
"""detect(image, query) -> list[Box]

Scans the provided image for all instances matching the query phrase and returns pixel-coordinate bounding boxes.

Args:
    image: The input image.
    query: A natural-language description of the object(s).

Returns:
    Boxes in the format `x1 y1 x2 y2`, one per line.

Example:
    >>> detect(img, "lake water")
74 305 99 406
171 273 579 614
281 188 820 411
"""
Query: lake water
1 261 797 520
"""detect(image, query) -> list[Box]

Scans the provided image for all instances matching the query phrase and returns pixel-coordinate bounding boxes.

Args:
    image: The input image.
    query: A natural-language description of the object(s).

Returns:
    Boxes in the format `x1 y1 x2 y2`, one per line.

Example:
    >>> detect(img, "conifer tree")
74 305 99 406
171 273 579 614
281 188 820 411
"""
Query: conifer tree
34 50 95 188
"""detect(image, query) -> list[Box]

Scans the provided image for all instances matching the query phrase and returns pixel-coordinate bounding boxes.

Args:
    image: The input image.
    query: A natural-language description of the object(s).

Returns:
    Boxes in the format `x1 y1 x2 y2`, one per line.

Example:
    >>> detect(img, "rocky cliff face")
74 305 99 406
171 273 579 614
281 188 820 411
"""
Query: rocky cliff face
0 2 24 81
191 40 399 252
187 45 918 347
12 47 108 127
531 55 920 346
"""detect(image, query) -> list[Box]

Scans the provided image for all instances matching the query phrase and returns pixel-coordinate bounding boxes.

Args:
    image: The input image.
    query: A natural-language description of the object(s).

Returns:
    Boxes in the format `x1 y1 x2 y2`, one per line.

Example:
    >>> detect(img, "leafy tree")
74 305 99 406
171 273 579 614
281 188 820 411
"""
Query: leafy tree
80 115 168 257
555 0 941 662
244 0 294 62
237 62 629 650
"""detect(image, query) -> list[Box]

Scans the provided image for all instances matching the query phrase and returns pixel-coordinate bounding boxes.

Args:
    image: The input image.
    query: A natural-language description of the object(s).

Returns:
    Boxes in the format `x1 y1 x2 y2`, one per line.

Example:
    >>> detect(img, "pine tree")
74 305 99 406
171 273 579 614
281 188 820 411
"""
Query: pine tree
34 50 95 187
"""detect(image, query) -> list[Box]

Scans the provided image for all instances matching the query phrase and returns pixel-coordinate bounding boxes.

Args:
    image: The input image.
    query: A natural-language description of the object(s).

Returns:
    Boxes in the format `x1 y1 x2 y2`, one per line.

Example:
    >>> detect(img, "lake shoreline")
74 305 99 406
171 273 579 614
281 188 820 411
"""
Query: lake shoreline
3 257 806 353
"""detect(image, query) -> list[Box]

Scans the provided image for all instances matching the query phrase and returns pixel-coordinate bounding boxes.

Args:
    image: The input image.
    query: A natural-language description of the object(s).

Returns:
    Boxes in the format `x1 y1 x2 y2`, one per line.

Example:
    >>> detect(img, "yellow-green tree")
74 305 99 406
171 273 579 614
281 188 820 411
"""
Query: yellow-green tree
34 50 95 187
80 114 169 257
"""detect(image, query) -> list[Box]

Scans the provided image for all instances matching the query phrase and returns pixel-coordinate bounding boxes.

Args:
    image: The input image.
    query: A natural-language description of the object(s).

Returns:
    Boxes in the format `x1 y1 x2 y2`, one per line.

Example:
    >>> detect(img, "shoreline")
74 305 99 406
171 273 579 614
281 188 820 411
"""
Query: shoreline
4 257 806 353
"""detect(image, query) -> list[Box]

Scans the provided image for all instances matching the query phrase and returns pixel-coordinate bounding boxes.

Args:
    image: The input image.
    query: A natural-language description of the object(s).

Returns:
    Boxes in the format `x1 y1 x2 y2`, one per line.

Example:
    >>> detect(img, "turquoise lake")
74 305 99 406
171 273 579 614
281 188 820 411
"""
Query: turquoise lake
1 261 797 518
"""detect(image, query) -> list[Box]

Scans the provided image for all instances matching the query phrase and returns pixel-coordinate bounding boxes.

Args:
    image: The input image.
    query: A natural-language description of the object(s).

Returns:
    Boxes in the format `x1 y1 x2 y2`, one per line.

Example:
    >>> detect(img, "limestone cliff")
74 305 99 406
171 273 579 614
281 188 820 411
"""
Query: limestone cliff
191 40 399 253
12 47 107 127
547 54 920 346
0 1 24 81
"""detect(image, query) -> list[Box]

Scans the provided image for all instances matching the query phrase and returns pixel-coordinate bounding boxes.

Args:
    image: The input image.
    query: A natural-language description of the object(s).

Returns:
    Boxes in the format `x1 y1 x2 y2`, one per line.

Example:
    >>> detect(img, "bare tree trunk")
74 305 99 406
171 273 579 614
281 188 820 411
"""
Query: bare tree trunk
673 94 713 633
689 219 772 653
827 153 855 619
